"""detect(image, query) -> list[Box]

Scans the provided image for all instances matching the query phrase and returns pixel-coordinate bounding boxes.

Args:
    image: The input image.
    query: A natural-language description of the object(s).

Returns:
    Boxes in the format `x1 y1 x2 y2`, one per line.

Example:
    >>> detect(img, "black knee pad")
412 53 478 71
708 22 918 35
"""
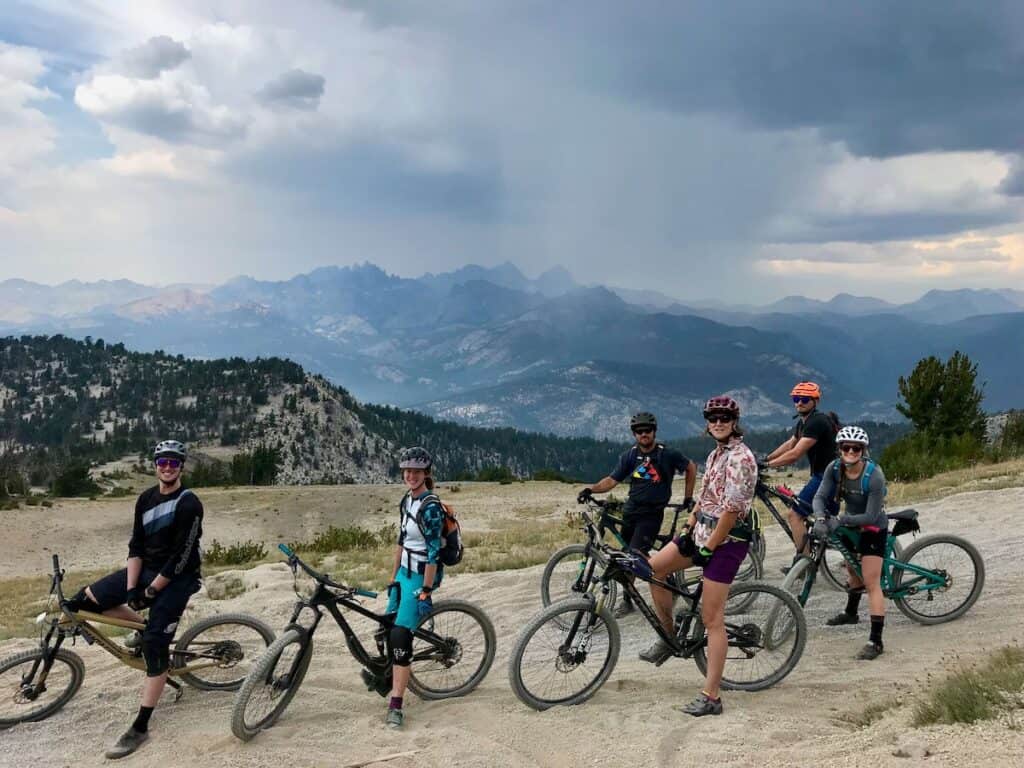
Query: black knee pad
389 626 413 668
65 589 102 614
142 641 170 677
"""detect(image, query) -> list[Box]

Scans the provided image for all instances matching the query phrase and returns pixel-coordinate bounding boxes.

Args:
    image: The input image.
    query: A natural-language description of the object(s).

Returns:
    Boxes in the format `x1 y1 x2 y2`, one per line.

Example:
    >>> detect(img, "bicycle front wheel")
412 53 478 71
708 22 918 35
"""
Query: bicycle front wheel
541 544 617 610
508 597 620 711
230 628 313 742
408 599 496 700
175 613 276 691
0 648 85 728
693 581 806 691
892 534 985 625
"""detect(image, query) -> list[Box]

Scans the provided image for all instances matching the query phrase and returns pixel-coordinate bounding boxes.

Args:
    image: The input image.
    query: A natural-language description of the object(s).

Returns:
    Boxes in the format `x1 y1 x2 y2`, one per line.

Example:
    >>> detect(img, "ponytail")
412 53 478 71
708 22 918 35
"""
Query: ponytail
425 467 435 491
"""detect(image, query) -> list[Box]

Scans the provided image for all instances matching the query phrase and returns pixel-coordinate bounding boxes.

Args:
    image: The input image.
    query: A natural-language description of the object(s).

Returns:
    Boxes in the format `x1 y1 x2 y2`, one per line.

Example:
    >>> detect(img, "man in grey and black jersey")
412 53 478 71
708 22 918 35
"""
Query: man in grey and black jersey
66 439 203 759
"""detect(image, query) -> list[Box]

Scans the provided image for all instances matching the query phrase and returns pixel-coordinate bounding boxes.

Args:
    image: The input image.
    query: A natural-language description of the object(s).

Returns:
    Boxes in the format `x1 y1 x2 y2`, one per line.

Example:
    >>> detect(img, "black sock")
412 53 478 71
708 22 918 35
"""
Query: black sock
132 705 154 733
844 591 862 616
869 615 885 646
389 696 403 711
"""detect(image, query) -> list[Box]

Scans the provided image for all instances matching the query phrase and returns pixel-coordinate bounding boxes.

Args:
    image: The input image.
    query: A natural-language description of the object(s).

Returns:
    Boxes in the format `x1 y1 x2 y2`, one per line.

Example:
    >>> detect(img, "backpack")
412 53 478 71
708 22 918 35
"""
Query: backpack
402 492 464 567
826 411 842 435
831 458 886 504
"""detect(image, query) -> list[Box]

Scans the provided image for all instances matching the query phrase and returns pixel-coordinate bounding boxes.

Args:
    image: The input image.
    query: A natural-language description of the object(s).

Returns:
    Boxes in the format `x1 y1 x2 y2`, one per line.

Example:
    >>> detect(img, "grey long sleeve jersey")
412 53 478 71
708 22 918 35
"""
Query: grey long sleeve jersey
812 462 888 529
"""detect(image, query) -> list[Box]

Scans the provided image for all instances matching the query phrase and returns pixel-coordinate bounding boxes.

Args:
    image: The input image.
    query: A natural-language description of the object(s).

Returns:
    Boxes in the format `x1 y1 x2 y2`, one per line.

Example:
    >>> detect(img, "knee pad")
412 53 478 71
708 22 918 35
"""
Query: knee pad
65 589 102 614
142 641 170 677
389 626 413 668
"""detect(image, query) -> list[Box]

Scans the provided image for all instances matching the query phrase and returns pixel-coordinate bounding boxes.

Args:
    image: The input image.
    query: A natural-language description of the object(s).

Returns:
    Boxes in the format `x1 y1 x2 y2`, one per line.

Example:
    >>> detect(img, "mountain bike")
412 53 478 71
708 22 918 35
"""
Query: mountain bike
780 510 984 624
0 555 275 729
541 498 763 613
508 508 806 710
754 472 904 590
231 544 496 741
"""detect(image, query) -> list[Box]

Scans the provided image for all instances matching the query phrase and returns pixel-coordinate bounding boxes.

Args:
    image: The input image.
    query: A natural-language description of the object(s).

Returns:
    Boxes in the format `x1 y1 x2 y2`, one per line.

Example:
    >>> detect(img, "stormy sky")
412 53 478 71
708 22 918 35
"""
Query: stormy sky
1 0 1023 302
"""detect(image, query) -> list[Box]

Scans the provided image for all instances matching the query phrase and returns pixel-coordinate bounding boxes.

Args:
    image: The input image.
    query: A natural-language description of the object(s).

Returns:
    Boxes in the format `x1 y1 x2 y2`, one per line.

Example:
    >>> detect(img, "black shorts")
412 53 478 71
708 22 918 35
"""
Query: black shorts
88 568 201 647
620 507 665 554
857 528 887 558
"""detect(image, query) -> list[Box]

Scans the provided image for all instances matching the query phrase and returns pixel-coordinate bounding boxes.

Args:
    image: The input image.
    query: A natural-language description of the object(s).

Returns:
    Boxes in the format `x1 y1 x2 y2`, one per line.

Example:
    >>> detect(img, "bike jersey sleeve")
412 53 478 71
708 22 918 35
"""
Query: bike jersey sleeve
158 494 204 579
609 449 634 482
668 449 692 476
419 500 444 565
128 487 154 559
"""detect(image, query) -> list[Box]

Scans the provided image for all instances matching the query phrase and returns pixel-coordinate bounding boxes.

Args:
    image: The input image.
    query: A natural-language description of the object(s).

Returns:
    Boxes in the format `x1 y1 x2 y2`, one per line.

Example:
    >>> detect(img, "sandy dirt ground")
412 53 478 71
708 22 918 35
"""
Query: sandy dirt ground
2 484 1023 767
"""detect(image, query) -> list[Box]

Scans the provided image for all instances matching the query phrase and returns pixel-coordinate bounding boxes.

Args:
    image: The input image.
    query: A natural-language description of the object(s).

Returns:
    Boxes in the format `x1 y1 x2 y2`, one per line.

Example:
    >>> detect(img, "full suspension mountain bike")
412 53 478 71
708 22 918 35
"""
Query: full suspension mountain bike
231 545 496 741
781 510 985 624
540 498 763 613
0 555 275 728
508 507 806 710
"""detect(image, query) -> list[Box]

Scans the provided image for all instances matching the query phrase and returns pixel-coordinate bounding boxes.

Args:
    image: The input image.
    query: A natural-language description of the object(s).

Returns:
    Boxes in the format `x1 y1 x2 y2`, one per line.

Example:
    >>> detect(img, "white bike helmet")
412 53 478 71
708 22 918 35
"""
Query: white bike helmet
835 425 869 446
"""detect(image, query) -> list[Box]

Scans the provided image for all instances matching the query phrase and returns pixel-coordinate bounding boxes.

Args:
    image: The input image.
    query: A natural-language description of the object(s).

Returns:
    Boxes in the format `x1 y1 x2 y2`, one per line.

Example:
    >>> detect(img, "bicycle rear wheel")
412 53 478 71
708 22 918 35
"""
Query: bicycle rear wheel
892 534 985 625
508 597 620 711
230 628 313 742
0 648 85 728
541 544 617 611
693 582 806 691
408 599 496 700
175 613 275 691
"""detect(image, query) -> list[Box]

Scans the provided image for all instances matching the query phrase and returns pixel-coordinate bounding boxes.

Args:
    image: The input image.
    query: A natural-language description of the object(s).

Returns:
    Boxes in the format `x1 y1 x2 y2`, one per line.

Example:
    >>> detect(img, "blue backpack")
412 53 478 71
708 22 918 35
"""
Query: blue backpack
830 458 886 502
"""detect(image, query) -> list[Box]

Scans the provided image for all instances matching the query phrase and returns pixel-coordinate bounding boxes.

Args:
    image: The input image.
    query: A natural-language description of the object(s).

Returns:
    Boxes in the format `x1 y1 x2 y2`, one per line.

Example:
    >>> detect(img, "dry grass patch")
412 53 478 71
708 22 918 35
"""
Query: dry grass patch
888 458 1024 505
0 566 112 640
913 646 1024 726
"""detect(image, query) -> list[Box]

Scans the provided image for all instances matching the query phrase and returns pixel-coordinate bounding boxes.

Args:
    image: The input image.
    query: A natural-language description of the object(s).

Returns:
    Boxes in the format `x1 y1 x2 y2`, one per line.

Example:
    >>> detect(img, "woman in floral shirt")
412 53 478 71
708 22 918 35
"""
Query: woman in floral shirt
644 395 758 717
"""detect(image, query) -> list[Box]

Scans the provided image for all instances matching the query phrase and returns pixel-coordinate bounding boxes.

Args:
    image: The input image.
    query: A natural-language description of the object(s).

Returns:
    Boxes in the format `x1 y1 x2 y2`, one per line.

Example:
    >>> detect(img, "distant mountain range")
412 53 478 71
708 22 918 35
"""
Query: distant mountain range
2 264 1021 437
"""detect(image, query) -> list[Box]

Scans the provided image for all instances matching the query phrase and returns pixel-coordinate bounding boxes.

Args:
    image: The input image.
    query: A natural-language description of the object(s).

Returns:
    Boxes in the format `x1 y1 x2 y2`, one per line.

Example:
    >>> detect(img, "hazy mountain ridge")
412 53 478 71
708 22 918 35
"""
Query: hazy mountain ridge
1 266 1021 435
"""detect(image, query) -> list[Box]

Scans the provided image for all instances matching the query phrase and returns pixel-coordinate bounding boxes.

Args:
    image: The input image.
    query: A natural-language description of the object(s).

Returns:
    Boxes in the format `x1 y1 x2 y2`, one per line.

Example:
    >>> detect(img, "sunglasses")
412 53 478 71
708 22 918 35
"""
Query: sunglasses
839 444 864 455
633 428 654 436
705 414 735 425
155 457 182 469
792 396 814 404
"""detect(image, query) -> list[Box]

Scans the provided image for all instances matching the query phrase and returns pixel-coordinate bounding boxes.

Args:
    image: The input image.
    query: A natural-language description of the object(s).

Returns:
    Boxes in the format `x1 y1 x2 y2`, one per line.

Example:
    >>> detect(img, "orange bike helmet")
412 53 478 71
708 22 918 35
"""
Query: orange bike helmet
790 381 821 399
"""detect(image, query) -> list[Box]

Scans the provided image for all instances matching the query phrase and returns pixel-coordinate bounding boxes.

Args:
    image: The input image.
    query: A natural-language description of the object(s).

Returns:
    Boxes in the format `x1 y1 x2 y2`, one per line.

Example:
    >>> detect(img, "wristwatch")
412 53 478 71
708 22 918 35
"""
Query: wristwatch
144 585 158 599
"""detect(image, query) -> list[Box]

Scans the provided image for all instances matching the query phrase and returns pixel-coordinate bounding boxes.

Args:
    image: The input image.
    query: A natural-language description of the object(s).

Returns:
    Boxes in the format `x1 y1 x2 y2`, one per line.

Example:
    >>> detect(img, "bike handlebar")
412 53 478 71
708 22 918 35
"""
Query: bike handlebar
277 543 378 599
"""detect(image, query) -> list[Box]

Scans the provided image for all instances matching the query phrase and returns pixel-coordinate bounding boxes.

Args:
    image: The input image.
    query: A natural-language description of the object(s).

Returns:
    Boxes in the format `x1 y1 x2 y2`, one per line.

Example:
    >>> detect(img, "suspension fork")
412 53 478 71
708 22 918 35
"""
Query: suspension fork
23 623 66 689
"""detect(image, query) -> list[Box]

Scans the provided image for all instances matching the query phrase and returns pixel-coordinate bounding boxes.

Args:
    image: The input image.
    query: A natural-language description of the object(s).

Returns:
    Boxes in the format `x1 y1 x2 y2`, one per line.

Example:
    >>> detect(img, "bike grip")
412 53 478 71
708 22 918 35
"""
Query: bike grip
355 588 378 599
52 554 60 572
278 543 295 557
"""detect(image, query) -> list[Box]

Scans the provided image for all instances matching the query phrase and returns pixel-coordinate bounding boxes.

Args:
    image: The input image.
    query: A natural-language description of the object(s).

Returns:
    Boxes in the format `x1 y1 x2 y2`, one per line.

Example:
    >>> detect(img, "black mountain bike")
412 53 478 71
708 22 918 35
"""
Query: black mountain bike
230 545 496 741
540 499 763 613
508 508 806 710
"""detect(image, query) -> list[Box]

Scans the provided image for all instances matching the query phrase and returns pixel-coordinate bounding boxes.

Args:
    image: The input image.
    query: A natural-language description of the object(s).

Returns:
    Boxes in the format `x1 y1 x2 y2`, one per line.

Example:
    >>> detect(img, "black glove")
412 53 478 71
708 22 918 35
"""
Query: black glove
811 517 840 540
577 487 593 504
126 586 147 611
756 456 770 473
691 546 715 568
682 497 695 512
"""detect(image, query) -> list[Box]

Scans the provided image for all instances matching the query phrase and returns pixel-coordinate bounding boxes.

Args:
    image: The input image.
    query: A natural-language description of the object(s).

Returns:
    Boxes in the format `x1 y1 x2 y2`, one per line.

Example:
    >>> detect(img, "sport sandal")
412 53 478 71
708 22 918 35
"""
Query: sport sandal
680 692 723 717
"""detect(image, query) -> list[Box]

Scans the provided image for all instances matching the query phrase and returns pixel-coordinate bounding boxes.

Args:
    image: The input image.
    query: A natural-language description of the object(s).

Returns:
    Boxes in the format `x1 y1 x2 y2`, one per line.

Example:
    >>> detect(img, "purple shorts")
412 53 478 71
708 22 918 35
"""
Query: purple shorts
673 535 750 585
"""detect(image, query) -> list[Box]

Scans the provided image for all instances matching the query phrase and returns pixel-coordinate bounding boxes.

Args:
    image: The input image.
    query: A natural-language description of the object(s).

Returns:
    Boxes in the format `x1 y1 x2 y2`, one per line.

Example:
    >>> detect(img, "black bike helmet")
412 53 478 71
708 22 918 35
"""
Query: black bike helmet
630 412 657 431
399 446 432 470
153 439 186 461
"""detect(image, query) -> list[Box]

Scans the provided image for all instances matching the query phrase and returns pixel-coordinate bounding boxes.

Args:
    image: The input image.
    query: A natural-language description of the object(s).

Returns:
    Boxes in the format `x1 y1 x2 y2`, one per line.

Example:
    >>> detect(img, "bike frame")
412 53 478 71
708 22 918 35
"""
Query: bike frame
24 555 216 696
277 546 458 682
795 529 950 604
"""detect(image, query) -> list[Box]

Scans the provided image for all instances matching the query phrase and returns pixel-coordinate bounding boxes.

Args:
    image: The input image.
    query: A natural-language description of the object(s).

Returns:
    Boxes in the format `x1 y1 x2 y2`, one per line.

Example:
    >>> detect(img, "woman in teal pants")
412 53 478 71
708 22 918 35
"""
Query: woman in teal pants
384 446 445 728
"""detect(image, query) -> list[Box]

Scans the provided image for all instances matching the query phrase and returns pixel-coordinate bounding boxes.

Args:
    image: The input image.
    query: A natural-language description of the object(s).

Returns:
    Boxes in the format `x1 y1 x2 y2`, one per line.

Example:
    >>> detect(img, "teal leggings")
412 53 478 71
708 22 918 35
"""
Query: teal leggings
386 565 442 630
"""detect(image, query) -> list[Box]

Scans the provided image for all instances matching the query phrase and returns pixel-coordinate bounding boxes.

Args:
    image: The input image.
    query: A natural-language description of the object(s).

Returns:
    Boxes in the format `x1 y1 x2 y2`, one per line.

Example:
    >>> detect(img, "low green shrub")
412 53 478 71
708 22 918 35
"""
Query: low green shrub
290 523 397 554
203 539 268 566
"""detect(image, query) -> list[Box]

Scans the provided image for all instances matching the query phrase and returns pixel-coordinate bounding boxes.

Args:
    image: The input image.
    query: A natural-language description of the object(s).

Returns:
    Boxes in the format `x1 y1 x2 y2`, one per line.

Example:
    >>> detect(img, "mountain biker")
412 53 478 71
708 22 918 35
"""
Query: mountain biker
643 396 758 716
764 381 838 566
577 412 696 617
812 425 888 660
63 440 203 759
384 446 445 729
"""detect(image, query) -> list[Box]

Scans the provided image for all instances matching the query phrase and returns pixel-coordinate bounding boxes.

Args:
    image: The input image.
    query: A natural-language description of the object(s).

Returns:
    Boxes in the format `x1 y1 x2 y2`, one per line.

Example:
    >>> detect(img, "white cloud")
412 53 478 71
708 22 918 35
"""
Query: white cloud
0 43 57 177
119 35 190 79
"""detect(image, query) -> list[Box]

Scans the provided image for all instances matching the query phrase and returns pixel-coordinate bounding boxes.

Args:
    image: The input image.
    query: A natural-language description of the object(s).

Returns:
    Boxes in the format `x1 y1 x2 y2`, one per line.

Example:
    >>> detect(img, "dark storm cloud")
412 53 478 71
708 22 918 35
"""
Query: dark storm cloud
772 209 1019 245
256 68 325 111
121 35 190 79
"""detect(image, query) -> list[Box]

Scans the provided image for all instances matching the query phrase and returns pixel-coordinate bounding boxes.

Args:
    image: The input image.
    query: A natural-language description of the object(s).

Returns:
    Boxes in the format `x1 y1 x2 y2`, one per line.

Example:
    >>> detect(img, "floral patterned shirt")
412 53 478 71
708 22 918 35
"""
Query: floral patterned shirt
693 437 757 548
